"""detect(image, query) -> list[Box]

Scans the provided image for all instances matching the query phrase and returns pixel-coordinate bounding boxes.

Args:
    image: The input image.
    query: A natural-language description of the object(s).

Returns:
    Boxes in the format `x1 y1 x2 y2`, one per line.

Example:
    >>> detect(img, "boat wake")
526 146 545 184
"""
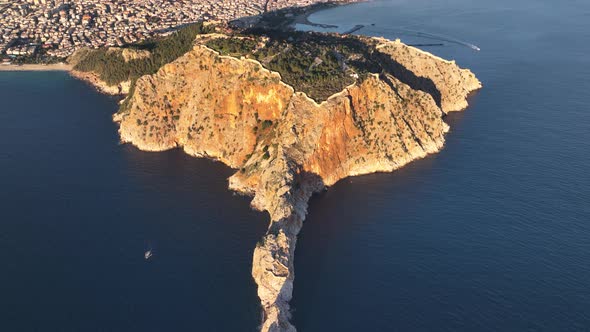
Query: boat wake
367 25 481 51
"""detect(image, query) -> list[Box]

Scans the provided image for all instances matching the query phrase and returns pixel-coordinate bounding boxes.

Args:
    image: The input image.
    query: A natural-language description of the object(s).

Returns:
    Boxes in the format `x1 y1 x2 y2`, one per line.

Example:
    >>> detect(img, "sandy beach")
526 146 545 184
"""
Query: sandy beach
291 5 339 29
0 63 72 71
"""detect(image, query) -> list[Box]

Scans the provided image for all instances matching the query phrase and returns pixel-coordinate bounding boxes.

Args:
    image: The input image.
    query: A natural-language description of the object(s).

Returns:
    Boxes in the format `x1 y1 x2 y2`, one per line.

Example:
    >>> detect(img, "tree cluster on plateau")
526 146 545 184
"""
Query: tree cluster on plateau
205 37 259 57
206 31 383 101
74 23 211 85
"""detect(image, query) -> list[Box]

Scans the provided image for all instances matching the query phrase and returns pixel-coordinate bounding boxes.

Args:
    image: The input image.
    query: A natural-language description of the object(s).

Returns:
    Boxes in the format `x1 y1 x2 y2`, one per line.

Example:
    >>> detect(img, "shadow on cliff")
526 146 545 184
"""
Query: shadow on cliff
372 50 442 109
266 169 326 238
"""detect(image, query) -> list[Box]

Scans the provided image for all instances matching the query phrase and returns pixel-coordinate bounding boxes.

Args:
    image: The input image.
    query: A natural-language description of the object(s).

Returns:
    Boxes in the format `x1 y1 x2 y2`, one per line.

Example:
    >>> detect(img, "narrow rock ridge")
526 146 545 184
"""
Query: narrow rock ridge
107 38 481 331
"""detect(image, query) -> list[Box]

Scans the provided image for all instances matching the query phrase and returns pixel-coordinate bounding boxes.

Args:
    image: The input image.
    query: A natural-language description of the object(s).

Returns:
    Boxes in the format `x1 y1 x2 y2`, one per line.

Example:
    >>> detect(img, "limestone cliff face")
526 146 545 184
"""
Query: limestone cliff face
113 40 481 332
115 46 292 168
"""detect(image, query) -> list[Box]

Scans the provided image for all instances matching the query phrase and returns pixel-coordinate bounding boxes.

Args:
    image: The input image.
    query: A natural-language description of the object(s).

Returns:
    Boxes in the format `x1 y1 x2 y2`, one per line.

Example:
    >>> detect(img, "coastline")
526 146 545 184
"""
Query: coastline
290 1 364 29
0 63 126 96
289 0 369 35
69 70 130 96
0 63 72 72
291 7 338 29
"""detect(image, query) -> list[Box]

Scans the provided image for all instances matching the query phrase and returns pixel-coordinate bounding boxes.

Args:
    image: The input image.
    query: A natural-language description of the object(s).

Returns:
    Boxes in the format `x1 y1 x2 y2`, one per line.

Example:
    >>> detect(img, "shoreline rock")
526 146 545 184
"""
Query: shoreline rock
69 70 131 96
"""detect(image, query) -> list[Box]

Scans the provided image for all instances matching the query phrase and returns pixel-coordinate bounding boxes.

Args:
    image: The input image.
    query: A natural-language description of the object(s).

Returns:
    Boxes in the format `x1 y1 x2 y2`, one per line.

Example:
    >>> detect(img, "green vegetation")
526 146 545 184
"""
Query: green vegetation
74 22 212 86
205 31 383 101
251 3 339 31
262 41 355 101
205 37 259 57
260 120 274 130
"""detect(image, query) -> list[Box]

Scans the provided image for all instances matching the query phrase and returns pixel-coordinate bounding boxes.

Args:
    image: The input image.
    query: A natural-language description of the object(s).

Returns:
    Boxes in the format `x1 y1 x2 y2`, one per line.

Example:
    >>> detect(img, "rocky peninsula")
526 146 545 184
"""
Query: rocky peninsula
69 24 481 332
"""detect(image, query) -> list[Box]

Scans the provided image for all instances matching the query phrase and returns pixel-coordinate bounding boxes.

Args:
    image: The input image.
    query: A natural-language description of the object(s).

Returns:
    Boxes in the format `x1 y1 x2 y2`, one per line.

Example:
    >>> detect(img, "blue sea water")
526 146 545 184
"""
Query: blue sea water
0 73 267 331
292 0 590 331
1 0 589 331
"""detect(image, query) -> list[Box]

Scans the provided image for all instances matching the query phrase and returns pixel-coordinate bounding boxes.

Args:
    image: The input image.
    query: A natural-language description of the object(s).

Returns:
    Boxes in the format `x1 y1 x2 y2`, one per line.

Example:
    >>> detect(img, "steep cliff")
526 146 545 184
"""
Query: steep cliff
111 37 481 331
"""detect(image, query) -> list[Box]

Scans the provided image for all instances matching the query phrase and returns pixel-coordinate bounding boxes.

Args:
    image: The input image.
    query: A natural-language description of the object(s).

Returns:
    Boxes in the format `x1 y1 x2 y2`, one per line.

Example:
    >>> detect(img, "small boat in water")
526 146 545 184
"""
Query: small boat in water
144 250 153 260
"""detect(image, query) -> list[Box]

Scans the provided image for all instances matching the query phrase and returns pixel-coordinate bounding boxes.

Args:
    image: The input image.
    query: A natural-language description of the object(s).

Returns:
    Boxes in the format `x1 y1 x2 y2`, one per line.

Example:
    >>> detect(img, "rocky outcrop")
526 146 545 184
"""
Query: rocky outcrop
69 70 131 95
112 39 481 331
119 48 151 62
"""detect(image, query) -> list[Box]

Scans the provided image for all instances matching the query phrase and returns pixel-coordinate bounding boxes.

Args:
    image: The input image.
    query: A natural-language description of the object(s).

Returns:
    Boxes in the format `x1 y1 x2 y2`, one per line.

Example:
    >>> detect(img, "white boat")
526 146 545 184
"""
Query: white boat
144 250 153 260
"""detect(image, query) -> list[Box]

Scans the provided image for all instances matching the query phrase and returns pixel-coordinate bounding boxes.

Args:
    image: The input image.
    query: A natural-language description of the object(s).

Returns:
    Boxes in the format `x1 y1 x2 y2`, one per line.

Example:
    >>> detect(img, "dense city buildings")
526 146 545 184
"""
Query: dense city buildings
0 0 354 60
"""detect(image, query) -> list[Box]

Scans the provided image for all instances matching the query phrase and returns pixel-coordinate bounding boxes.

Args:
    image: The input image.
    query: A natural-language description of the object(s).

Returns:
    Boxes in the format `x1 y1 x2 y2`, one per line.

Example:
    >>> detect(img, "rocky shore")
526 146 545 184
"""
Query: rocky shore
70 35 480 331
69 70 131 95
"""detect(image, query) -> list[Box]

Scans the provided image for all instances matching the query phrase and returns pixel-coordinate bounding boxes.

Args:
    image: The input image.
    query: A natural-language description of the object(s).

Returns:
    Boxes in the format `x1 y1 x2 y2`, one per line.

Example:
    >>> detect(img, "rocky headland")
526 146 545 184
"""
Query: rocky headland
70 28 481 332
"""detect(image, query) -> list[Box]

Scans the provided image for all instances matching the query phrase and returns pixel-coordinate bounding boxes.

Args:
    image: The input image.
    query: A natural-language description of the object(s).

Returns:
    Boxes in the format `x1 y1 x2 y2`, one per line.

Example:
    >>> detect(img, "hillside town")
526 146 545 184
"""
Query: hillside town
0 0 355 62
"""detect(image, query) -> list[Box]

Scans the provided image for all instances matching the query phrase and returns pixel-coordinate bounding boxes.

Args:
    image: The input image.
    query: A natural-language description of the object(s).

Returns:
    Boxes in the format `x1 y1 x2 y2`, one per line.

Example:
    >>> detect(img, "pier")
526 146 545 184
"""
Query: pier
343 24 365 34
